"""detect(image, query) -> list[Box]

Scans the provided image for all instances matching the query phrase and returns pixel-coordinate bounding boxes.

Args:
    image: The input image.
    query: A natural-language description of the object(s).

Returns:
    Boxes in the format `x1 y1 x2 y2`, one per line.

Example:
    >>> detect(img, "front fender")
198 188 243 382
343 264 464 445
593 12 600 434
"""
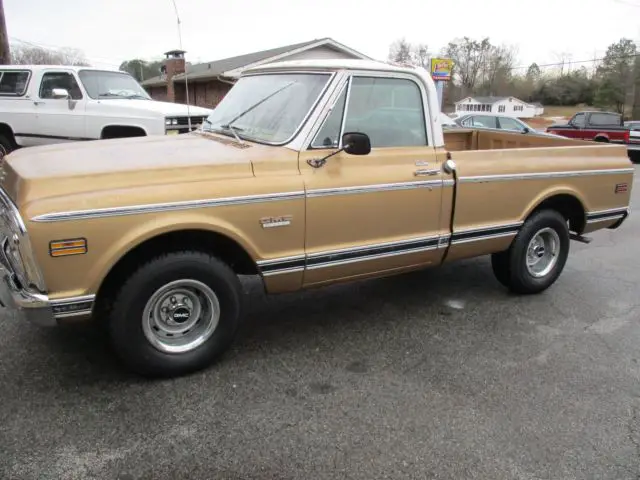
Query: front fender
84 212 262 294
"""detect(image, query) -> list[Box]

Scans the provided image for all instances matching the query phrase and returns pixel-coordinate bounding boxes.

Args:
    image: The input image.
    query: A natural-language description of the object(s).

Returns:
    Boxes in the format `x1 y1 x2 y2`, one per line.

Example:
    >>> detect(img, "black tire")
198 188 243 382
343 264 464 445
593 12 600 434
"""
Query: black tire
0 133 15 161
107 251 243 378
491 209 570 294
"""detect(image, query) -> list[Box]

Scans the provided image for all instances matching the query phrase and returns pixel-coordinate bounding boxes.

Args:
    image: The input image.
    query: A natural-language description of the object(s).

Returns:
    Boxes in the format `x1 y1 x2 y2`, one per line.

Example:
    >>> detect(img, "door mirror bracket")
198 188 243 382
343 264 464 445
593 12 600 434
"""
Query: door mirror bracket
307 132 371 169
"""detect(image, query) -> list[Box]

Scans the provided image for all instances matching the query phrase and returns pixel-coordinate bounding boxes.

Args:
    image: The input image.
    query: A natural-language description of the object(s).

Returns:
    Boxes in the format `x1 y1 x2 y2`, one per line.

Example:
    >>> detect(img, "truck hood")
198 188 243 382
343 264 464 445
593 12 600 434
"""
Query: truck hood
99 98 213 117
1 133 270 214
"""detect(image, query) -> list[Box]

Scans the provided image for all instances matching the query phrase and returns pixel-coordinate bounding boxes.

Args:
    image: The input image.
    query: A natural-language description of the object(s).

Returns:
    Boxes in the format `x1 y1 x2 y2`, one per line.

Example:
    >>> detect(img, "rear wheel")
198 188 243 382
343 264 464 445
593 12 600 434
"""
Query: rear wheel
107 251 243 377
491 209 570 294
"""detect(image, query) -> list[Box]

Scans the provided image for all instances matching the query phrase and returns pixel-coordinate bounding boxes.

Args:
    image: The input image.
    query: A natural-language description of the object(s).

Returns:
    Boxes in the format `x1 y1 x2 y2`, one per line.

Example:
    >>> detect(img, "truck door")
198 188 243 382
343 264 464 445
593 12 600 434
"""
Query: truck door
30 69 87 145
299 73 448 287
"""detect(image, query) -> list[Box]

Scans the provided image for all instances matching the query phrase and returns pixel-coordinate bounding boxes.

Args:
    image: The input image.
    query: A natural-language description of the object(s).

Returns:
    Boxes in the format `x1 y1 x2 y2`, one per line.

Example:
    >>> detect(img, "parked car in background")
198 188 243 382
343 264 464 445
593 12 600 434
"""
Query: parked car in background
546 111 640 157
0 65 212 156
440 112 458 129
625 121 640 131
454 113 562 138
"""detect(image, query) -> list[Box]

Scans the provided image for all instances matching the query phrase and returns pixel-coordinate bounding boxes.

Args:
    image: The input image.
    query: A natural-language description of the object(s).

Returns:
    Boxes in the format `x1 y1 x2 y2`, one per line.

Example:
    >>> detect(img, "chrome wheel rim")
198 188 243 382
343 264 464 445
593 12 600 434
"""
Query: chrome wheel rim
526 227 560 278
142 279 220 354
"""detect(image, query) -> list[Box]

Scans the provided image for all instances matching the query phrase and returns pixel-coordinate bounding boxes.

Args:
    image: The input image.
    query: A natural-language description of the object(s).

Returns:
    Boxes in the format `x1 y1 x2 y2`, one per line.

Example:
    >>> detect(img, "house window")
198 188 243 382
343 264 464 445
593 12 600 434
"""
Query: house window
498 105 505 113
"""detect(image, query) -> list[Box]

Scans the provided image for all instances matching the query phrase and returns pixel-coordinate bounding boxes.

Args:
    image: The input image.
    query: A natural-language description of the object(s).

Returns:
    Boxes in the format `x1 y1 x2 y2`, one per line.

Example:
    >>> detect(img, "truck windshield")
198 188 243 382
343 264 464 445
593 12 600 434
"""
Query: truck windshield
78 70 152 100
203 73 331 144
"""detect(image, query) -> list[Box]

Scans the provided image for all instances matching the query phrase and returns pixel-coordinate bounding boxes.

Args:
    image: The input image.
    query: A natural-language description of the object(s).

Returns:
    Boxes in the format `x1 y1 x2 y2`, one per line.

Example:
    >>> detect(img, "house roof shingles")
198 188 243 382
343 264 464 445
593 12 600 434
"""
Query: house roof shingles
142 38 360 87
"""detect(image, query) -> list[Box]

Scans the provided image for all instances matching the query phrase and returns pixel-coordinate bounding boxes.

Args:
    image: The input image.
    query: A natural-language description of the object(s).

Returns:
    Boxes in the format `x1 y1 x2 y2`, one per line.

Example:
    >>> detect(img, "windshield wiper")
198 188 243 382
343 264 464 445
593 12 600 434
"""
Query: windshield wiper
223 81 296 130
203 119 245 144
220 124 244 144
125 94 150 100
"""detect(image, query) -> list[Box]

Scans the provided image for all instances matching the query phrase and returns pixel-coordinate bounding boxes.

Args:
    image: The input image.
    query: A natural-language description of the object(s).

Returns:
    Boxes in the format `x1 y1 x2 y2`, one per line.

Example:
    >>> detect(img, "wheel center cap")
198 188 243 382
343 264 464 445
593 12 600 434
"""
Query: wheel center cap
535 246 545 258
171 306 191 324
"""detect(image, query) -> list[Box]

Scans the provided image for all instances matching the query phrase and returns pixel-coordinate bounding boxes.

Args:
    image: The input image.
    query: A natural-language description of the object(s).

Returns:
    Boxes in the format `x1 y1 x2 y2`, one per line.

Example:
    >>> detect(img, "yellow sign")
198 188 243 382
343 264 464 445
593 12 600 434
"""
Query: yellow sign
430 58 454 82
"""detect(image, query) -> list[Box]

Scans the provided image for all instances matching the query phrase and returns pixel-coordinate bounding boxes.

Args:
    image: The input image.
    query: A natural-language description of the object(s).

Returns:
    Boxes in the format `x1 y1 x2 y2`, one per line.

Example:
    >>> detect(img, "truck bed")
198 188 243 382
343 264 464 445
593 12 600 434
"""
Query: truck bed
444 128 584 151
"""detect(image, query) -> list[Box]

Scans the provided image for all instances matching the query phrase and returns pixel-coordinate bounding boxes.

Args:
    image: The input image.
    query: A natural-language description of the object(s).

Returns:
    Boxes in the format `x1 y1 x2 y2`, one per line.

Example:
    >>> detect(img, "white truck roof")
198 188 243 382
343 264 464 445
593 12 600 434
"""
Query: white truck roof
0 65 124 74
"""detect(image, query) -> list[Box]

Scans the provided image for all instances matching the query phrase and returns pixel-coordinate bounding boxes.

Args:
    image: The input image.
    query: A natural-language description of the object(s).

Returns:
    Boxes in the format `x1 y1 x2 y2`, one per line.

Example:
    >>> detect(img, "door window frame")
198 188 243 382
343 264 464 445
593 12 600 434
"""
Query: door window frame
304 70 433 151
37 70 85 100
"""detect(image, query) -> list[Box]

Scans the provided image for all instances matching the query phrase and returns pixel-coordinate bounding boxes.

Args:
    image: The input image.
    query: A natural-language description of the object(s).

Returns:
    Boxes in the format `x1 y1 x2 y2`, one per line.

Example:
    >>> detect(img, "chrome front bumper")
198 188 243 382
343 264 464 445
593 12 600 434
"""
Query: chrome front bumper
0 262 56 326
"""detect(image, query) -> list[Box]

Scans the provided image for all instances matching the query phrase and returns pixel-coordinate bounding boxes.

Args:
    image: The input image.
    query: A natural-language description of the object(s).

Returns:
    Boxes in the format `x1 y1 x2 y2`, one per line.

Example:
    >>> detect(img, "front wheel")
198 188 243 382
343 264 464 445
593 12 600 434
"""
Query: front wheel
107 251 243 377
491 209 570 294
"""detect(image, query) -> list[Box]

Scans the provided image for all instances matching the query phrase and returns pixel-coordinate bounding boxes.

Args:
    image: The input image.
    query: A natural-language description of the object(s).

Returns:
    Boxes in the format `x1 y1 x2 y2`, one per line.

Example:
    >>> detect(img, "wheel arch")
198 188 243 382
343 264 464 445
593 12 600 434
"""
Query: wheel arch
100 125 148 139
0 122 17 146
522 189 588 234
92 221 260 312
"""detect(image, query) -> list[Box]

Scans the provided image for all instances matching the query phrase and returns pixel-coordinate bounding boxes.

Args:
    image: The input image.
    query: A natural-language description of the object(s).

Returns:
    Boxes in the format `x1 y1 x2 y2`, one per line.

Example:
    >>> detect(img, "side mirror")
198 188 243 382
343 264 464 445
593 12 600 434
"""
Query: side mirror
52 88 70 99
342 132 371 156
522 127 530 134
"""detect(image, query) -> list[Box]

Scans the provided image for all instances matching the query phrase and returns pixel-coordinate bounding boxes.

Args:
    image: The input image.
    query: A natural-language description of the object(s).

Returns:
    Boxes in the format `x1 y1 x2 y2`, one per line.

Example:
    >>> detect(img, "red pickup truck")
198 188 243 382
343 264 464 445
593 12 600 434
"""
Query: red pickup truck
546 111 640 158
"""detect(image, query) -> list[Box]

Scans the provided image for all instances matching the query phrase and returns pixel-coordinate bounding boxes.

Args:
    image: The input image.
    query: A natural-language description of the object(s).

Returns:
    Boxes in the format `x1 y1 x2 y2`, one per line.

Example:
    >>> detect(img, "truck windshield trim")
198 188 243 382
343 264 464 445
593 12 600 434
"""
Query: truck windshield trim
202 71 336 147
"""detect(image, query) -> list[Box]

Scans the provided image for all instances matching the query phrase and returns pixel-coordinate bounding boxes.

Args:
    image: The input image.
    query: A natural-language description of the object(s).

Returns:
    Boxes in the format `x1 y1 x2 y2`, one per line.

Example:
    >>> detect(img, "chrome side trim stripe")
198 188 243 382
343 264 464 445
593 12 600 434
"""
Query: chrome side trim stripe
450 222 522 245
585 207 629 224
31 167 632 222
31 191 306 223
257 223 524 276
586 215 625 225
586 207 629 219
459 168 634 184
306 236 441 269
306 180 443 198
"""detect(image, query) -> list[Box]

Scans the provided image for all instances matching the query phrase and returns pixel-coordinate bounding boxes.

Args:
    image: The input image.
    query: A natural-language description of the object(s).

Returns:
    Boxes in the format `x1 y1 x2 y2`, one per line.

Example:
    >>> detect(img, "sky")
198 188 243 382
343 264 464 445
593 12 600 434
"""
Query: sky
6 0 640 73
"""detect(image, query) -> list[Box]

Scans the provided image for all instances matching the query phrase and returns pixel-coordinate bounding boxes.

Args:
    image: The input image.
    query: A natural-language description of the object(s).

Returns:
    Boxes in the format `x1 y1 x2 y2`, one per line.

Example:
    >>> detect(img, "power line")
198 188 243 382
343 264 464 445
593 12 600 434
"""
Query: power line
508 52 640 71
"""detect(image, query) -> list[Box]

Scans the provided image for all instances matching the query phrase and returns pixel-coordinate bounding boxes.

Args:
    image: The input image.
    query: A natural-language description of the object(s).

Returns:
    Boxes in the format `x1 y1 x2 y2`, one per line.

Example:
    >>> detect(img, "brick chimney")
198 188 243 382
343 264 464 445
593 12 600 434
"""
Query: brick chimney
163 49 186 103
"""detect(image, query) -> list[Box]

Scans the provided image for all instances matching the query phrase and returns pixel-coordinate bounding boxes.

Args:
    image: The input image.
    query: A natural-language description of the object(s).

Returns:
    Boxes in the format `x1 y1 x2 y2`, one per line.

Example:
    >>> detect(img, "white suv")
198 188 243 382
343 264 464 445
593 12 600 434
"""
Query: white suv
0 65 213 155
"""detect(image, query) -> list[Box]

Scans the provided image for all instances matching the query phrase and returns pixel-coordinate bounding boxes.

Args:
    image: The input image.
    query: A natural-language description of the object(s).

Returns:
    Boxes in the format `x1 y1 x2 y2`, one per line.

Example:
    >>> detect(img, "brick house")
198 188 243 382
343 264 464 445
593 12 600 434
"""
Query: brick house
141 37 371 109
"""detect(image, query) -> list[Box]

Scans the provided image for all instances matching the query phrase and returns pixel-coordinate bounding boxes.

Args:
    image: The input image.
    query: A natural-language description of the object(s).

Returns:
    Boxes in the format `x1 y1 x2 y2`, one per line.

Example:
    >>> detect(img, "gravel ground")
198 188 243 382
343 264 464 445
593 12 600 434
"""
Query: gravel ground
0 166 639 480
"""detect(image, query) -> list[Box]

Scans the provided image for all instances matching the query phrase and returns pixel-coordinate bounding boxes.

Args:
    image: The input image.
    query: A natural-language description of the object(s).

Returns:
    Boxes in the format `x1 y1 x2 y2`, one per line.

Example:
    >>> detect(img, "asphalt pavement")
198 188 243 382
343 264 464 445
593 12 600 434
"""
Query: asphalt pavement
1 166 640 480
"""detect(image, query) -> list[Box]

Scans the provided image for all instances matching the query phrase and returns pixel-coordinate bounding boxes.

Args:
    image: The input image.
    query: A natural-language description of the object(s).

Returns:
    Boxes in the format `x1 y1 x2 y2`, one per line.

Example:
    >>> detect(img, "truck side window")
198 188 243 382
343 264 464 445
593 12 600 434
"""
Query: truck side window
0 71 30 96
571 113 586 128
471 115 498 129
39 72 83 100
496 117 524 131
311 86 347 148
343 76 428 148
590 113 619 126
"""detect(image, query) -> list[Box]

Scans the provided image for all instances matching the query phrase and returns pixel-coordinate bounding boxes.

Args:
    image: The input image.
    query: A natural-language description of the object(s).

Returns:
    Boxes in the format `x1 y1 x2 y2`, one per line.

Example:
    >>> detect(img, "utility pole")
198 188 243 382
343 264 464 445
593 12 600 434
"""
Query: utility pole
0 0 10 64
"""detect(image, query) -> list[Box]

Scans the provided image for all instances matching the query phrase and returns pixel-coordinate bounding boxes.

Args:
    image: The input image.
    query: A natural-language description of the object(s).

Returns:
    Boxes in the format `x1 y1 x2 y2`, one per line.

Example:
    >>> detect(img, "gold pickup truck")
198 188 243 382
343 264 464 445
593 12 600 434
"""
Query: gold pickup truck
0 59 633 377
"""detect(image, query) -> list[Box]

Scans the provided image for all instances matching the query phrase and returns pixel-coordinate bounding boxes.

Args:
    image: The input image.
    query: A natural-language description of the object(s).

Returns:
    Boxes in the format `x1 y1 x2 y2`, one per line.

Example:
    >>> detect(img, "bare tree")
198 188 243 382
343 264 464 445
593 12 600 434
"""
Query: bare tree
482 44 518 95
10 43 90 66
388 38 430 68
443 37 493 96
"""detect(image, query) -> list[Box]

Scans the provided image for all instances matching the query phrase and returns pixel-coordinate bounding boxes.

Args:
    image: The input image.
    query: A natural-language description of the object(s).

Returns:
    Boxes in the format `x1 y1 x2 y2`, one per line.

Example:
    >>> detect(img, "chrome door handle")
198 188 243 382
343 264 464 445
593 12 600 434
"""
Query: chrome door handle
414 169 439 176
